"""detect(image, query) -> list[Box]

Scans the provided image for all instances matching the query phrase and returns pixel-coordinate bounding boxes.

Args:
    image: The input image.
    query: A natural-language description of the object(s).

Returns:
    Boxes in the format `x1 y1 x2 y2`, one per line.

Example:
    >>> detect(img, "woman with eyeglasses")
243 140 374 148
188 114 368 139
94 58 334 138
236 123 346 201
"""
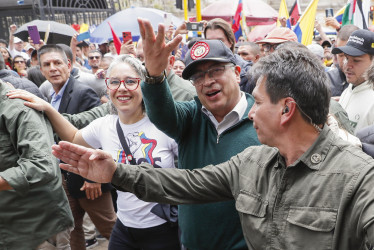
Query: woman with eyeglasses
12 55 28 78
0 47 12 70
7 55 180 250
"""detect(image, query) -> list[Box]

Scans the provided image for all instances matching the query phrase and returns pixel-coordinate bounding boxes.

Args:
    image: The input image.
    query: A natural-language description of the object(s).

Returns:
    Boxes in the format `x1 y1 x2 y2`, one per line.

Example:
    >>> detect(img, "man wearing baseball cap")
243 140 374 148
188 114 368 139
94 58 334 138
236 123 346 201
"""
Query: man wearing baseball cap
332 29 374 133
137 18 260 249
256 27 298 56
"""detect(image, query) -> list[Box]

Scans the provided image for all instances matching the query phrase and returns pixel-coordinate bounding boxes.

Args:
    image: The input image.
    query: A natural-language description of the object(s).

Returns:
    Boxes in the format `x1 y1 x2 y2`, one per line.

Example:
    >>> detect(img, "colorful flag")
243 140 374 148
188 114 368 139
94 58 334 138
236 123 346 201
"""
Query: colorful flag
335 5 346 24
232 0 243 33
108 22 121 55
342 0 370 29
289 0 301 26
277 0 290 27
293 0 320 45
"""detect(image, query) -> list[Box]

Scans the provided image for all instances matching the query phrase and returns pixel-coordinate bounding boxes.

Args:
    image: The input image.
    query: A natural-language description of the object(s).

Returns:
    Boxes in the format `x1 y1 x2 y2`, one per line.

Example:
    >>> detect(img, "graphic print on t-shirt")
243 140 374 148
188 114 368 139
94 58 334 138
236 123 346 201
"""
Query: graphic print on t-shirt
116 131 160 166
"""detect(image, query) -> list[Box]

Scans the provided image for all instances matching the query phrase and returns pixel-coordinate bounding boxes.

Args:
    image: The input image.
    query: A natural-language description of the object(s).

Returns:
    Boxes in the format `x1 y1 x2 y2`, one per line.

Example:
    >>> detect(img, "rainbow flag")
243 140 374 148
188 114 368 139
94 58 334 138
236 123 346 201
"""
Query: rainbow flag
293 0 319 45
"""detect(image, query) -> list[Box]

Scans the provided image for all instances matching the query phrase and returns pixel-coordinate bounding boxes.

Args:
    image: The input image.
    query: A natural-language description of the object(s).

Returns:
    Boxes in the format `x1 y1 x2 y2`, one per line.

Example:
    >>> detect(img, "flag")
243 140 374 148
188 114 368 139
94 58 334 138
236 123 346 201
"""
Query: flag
293 0 319 46
335 5 346 24
289 0 301 26
79 23 89 34
277 0 290 28
108 22 121 55
342 0 370 29
232 0 243 33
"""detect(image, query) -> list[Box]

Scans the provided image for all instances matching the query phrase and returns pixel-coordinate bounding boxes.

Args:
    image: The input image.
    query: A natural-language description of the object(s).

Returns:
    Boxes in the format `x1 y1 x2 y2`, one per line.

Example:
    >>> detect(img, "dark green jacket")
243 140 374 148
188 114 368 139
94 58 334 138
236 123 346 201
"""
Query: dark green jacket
0 83 73 249
141 79 260 250
112 126 374 250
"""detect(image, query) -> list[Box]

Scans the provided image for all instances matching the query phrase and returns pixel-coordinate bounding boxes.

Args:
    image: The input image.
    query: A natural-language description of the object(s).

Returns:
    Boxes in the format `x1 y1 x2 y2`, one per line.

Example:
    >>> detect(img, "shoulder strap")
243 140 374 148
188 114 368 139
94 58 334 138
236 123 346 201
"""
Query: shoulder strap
116 118 137 165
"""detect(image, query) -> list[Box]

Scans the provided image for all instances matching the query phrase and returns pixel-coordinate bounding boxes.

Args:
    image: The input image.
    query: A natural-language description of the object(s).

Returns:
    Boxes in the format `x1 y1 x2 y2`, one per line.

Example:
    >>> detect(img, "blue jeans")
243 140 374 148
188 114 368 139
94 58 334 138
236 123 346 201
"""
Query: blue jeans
108 219 180 250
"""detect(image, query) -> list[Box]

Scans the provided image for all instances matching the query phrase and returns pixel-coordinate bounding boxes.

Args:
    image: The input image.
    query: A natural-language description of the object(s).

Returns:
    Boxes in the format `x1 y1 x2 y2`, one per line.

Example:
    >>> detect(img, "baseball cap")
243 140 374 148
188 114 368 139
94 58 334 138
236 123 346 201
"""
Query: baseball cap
332 29 374 56
182 40 236 80
13 37 23 43
307 44 324 59
24 44 34 51
256 27 298 44
321 40 332 48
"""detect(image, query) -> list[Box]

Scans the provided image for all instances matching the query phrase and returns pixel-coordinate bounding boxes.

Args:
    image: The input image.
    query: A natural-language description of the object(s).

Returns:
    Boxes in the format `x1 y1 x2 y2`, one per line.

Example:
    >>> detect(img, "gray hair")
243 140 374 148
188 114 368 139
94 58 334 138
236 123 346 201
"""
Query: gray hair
106 55 146 114
38 45 68 66
250 47 331 125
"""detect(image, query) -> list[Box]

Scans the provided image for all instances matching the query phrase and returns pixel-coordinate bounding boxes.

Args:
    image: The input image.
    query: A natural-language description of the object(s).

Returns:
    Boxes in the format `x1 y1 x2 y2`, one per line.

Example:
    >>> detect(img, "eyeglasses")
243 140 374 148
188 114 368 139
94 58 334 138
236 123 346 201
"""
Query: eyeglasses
189 64 235 86
88 56 101 60
105 77 141 91
14 60 25 64
262 43 279 52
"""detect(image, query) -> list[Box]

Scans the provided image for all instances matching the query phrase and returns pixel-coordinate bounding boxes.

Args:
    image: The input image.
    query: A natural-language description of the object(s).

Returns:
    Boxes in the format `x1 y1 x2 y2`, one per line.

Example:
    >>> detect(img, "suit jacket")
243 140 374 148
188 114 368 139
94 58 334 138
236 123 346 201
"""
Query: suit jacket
58 76 111 198
58 75 101 114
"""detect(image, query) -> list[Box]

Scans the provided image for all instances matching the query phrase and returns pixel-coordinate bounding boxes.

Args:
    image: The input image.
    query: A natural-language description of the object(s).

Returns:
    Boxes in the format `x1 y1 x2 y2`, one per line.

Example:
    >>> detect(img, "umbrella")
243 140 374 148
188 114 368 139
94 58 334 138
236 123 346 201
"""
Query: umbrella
201 0 277 26
90 7 183 44
14 20 77 46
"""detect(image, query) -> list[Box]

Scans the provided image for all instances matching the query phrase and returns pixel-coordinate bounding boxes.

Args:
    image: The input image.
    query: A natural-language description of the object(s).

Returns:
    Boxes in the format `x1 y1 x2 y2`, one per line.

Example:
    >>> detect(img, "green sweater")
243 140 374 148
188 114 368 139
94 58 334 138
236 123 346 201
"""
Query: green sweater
141 80 260 250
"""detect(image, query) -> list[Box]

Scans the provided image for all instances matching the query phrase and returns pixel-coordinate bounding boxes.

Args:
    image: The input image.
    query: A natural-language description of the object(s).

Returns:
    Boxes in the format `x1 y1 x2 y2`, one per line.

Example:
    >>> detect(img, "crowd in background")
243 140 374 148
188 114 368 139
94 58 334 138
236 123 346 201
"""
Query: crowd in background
0 12 374 250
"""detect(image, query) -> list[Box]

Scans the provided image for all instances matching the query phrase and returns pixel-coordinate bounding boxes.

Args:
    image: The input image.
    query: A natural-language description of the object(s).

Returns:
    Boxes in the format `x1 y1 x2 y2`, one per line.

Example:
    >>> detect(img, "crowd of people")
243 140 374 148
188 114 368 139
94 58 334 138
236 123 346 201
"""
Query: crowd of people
0 13 374 250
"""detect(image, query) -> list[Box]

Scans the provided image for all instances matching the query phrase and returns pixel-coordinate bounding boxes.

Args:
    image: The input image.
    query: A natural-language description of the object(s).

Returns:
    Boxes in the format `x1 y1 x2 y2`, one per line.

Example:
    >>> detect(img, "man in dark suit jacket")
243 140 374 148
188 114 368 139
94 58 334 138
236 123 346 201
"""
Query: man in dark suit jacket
38 45 116 250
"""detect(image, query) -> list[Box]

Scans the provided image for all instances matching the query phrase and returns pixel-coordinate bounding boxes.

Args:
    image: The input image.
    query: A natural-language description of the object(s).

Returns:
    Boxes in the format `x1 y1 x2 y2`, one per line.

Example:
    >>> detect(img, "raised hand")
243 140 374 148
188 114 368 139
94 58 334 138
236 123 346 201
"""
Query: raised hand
9 24 17 34
52 141 117 183
137 18 183 76
120 40 136 56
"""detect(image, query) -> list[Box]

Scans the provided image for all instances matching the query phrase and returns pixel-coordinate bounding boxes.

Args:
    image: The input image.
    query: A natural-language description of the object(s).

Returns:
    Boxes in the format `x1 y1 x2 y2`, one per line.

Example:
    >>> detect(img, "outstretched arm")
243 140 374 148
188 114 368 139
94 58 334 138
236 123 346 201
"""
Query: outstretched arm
54 141 235 205
53 141 117 183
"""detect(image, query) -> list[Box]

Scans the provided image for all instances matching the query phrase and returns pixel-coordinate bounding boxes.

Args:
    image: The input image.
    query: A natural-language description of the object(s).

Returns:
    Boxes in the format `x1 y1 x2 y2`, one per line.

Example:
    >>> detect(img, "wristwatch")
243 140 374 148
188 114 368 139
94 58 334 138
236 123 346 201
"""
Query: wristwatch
144 69 166 84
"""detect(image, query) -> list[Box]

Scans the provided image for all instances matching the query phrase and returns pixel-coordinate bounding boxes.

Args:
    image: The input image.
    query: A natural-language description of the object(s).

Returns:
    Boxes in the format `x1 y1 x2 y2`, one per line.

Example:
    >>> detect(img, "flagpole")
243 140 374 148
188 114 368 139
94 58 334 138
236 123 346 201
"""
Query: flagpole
183 0 188 21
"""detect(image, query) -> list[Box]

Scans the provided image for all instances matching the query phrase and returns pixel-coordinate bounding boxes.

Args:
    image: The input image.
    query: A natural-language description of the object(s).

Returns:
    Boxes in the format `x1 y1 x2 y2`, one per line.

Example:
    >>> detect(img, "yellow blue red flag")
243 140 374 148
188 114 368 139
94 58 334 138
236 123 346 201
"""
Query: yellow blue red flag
293 0 319 45
277 0 290 28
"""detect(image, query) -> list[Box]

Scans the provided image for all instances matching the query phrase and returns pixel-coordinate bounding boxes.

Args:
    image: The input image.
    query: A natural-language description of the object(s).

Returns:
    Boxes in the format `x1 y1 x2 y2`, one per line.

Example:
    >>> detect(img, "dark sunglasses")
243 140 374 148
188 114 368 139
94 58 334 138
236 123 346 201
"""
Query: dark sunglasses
14 60 25 64
89 56 101 60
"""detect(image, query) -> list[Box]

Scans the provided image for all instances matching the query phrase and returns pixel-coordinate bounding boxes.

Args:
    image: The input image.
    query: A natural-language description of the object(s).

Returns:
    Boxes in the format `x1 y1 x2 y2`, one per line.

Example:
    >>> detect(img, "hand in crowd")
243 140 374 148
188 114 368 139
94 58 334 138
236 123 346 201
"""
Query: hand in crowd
120 40 136 56
52 141 117 184
325 17 341 30
80 181 102 200
28 36 44 50
9 24 17 34
279 17 287 27
137 18 182 76
314 19 322 31
70 33 79 47
7 89 50 111
174 22 188 37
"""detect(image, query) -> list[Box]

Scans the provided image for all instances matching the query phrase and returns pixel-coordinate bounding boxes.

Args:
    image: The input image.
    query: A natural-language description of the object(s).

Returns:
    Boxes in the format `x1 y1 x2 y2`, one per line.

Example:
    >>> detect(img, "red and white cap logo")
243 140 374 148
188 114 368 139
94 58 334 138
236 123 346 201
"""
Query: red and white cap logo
191 41 210 60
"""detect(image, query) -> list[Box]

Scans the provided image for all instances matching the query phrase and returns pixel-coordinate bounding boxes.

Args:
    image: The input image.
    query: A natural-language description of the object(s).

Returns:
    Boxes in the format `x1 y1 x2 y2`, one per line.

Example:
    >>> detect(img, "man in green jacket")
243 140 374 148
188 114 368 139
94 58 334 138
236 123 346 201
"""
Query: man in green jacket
0 80 73 249
54 40 374 249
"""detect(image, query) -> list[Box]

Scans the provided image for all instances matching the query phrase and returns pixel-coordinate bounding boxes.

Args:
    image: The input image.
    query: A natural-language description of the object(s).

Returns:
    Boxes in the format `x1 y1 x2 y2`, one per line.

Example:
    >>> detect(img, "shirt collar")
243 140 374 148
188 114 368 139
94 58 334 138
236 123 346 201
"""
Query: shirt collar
288 125 334 171
201 91 247 121
50 78 69 100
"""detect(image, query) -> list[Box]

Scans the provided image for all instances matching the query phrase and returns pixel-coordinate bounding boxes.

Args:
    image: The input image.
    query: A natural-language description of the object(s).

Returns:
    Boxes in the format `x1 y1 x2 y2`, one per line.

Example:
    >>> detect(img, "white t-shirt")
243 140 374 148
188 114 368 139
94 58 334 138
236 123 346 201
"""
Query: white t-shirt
81 114 178 228
339 81 374 133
